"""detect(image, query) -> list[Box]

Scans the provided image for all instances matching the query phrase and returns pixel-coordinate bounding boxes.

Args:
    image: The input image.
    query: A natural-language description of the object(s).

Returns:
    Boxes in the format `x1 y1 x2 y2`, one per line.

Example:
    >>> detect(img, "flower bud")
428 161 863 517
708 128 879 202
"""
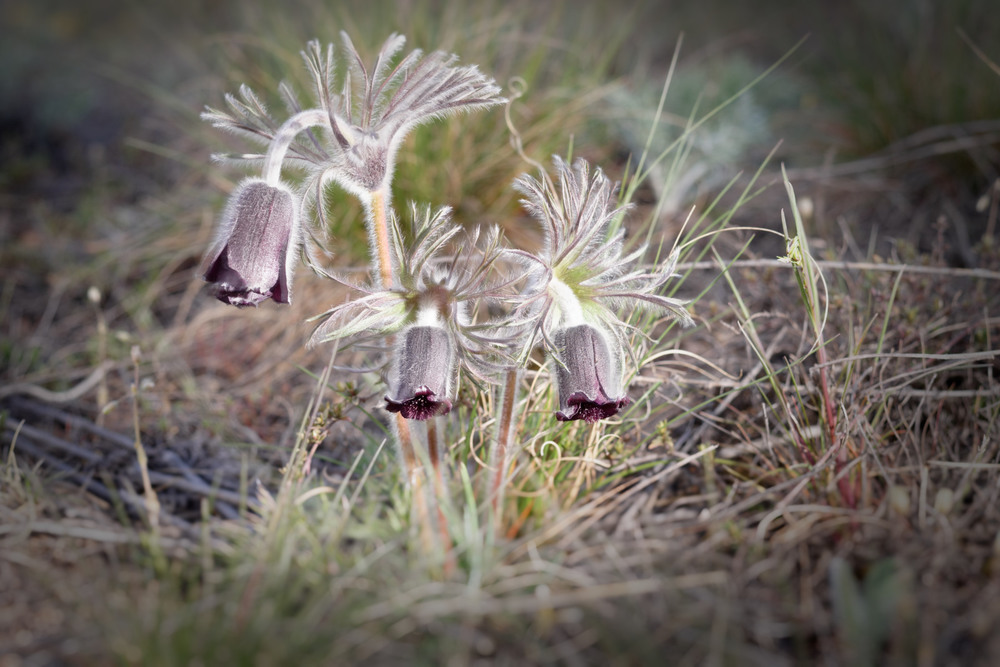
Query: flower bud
385 326 454 420
202 178 298 307
553 324 630 423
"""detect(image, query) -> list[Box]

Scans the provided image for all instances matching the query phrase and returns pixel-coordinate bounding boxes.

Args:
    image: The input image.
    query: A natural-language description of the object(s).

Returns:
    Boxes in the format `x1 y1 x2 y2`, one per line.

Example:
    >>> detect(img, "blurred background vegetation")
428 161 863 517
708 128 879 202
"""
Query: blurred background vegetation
5 0 999 388
4 0 999 235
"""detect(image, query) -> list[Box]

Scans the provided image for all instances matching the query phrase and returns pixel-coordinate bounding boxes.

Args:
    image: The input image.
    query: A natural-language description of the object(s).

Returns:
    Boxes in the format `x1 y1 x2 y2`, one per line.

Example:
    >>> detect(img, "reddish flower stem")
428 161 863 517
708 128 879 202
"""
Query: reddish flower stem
490 367 520 523
427 417 455 576
370 188 394 290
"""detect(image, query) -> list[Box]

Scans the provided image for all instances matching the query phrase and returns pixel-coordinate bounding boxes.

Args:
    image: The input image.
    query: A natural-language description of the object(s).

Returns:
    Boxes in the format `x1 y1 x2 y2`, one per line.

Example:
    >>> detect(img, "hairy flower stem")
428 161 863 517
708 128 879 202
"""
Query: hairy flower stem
262 109 330 186
548 277 585 327
365 186 416 469
393 413 434 552
366 185 441 550
366 187 395 289
426 417 455 576
489 367 521 522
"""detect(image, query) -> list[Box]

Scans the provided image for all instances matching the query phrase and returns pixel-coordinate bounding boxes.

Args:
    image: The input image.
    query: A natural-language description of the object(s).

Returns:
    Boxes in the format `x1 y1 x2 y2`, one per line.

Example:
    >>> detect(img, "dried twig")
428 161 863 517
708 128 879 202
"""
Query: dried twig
0 361 117 402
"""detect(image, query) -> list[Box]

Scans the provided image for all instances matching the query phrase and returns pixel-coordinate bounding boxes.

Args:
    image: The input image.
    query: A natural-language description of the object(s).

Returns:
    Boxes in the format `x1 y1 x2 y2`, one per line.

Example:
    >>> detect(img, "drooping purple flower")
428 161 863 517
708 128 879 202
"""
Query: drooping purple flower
553 324 630 423
309 205 515 420
202 178 299 307
509 157 693 423
385 325 454 420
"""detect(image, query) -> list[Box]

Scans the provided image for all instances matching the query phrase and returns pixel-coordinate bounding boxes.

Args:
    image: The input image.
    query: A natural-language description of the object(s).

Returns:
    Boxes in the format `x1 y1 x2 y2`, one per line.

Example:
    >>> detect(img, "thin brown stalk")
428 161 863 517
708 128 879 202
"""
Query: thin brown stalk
813 326 855 507
129 346 161 536
797 244 856 507
395 409 436 555
426 417 455 576
90 288 109 424
489 367 520 520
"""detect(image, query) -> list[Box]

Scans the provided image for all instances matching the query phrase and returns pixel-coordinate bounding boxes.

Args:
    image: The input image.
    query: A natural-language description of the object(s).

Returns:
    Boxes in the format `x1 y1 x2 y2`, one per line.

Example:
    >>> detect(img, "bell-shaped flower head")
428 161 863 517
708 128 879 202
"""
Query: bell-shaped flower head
308 204 516 418
201 178 300 307
553 324 630 423
510 156 694 422
385 320 454 420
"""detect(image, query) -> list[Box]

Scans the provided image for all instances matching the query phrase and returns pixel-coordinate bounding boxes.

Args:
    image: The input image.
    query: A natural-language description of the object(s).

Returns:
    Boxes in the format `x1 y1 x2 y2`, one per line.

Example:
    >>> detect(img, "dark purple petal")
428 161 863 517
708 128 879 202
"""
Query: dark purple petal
385 385 453 420
553 324 630 423
555 390 630 423
385 326 454 420
203 179 296 307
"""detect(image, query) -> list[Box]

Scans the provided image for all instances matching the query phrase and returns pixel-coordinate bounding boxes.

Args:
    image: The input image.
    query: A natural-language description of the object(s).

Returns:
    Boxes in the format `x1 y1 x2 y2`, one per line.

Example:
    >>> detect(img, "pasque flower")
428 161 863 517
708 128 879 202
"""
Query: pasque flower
310 33 506 197
202 33 505 205
511 156 693 422
385 323 454 420
553 324 629 423
201 33 506 295
308 204 514 419
201 178 299 307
